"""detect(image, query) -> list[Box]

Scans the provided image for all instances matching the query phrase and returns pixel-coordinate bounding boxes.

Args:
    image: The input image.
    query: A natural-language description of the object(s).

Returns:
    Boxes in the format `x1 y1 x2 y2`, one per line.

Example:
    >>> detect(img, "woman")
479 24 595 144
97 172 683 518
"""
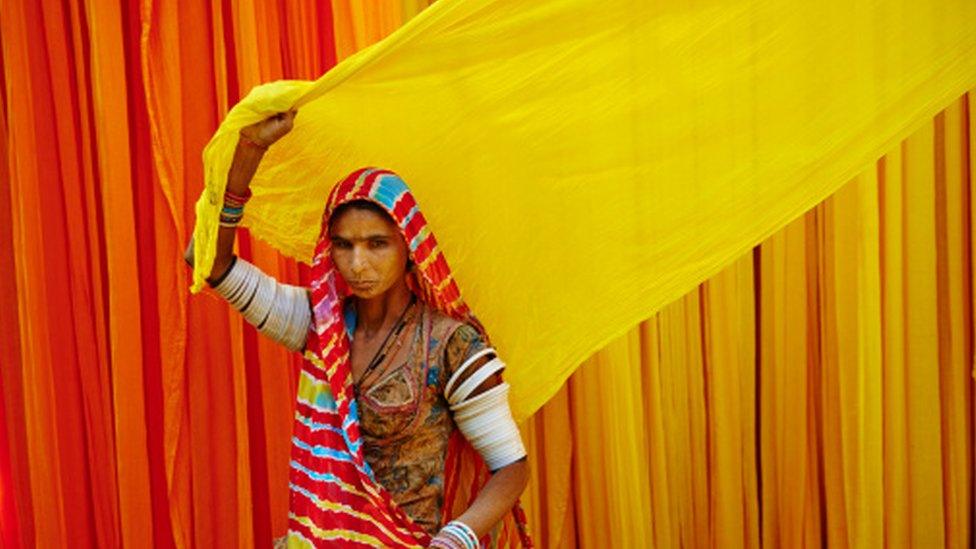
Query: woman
185 110 531 548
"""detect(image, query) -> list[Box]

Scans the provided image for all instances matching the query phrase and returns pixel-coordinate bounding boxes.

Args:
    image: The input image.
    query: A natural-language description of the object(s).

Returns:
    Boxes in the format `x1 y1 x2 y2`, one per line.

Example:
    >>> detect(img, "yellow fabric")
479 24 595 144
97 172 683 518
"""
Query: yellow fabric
520 94 973 546
3 0 972 547
192 0 976 421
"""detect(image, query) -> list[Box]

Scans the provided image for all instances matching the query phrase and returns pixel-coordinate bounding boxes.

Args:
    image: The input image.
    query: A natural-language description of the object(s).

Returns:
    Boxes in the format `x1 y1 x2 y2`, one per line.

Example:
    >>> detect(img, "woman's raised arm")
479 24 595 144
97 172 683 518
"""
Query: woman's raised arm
183 109 296 279
183 110 311 352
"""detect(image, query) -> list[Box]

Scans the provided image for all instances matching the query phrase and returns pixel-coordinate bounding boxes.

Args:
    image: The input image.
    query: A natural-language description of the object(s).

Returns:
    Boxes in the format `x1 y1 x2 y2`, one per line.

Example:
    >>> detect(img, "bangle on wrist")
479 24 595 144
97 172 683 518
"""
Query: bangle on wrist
433 520 478 549
220 187 252 228
207 255 239 288
224 187 252 206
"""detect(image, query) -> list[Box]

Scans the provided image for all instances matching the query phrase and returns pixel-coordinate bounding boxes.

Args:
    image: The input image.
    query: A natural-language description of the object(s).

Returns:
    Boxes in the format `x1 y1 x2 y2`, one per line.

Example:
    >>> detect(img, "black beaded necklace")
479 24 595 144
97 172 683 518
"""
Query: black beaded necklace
355 294 417 387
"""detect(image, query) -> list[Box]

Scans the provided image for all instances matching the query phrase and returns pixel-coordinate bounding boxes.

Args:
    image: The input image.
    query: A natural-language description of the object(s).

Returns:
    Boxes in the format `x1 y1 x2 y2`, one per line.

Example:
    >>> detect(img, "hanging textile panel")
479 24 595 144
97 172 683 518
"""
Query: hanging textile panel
191 0 976 420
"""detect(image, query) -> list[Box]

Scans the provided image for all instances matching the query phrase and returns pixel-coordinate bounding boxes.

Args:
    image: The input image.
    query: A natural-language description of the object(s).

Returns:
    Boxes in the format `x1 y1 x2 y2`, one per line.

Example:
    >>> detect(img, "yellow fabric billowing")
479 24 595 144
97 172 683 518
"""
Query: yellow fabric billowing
192 0 976 420
520 95 974 547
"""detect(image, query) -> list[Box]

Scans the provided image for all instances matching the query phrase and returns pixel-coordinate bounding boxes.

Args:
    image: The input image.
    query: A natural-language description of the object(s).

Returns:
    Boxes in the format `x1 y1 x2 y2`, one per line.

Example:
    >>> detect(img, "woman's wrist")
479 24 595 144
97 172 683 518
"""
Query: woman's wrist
227 141 264 191
220 183 252 229
238 132 269 152
234 137 267 162
429 520 479 549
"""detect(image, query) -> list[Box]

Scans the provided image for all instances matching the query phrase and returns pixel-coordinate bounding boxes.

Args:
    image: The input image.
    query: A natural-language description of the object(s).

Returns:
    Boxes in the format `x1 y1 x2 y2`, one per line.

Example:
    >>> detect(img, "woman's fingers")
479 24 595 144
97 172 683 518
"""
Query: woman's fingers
240 109 297 147
275 109 297 121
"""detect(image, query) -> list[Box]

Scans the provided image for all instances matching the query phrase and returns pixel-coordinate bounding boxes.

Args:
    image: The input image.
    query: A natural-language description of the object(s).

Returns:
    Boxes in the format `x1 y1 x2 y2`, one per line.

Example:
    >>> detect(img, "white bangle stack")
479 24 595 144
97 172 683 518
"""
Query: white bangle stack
445 348 527 471
212 257 311 352
450 382 526 471
430 520 479 549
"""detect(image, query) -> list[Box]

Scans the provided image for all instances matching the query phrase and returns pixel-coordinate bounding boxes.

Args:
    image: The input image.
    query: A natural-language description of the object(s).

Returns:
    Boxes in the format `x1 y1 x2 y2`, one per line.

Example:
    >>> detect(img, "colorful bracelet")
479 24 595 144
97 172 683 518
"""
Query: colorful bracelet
224 187 252 206
220 187 252 228
219 206 244 228
437 520 478 549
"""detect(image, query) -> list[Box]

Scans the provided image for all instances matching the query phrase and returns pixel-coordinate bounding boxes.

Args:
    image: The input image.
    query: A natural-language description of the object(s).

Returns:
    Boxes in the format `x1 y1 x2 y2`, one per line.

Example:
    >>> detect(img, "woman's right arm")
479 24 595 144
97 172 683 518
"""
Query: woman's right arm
183 110 296 281
183 110 312 352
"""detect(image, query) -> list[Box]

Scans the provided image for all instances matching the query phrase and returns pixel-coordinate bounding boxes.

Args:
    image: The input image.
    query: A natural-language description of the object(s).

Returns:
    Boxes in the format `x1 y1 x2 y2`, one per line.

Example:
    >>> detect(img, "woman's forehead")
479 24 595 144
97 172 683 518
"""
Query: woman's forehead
329 207 399 237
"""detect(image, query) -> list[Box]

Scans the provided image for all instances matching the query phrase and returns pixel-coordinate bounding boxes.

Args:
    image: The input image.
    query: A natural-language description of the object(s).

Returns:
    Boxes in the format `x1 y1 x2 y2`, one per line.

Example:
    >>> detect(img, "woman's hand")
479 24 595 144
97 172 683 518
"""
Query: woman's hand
186 109 296 282
239 108 297 148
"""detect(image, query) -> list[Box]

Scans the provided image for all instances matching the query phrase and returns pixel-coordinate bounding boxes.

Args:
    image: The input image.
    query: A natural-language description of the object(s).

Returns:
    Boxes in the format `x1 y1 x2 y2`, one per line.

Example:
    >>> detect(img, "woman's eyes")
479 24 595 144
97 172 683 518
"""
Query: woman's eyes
332 239 388 250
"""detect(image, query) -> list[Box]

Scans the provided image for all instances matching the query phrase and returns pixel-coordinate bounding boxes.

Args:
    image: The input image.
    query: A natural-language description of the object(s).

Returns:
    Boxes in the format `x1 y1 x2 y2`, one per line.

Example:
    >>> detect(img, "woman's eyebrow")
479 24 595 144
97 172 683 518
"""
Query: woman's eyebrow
330 234 391 242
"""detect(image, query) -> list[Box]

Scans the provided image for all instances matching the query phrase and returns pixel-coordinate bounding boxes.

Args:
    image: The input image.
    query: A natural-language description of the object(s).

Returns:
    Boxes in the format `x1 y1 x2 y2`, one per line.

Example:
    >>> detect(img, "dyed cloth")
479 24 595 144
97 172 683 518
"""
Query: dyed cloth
287 168 530 547
189 0 976 425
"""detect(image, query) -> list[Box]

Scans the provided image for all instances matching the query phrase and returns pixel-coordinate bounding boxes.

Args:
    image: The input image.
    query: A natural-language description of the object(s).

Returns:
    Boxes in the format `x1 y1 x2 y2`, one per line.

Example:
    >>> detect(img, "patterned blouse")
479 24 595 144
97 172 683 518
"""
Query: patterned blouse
354 299 488 535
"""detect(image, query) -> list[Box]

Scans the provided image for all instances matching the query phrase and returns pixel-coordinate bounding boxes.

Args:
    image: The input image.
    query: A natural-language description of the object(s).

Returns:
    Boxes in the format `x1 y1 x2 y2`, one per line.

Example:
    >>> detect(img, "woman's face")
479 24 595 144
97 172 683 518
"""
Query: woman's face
328 206 409 300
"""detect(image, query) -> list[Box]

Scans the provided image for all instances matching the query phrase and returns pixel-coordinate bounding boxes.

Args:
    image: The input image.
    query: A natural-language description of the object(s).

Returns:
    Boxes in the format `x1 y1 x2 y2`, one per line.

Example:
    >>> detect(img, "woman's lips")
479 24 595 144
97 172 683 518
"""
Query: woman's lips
350 281 375 290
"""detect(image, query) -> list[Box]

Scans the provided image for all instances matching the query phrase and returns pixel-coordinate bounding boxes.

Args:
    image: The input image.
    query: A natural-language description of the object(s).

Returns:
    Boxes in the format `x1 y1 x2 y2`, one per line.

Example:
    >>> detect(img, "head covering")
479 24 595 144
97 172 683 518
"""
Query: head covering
287 168 530 547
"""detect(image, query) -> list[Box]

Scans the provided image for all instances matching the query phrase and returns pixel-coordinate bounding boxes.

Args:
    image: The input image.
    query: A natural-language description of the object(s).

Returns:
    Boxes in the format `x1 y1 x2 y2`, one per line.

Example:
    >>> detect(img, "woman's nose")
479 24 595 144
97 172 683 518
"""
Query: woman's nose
350 248 367 274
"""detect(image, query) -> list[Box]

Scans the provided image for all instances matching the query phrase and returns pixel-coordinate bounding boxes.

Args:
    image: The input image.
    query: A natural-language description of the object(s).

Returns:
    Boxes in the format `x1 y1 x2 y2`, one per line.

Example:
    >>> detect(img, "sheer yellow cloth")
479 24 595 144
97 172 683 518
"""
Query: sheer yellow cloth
192 0 976 420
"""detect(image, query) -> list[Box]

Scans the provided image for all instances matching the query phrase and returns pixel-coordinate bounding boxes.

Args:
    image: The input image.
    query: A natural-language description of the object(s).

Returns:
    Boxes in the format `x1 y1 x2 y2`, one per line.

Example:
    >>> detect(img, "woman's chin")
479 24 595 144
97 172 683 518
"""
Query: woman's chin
349 285 380 299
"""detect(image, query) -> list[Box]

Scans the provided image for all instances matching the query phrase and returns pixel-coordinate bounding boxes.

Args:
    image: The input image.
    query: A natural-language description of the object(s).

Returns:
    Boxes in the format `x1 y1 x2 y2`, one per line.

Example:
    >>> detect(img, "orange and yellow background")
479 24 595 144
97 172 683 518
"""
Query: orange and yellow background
1 1 973 548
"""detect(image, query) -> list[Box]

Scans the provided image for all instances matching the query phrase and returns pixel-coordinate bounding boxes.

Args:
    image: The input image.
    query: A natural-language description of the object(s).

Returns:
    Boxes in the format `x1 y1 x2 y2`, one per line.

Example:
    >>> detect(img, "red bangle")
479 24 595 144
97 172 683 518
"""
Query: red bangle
239 134 268 151
224 188 252 205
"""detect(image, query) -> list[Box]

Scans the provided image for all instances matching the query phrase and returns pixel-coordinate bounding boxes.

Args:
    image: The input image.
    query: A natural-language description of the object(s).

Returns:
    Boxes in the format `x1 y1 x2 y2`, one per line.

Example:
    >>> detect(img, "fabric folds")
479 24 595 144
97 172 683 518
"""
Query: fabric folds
192 0 976 422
